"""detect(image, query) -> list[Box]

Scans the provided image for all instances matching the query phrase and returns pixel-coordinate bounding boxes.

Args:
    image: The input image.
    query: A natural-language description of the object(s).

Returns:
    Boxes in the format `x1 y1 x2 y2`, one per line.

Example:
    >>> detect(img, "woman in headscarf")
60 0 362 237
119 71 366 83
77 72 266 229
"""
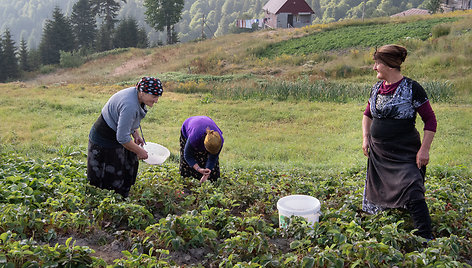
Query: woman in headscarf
179 116 224 183
362 45 437 239
87 77 163 197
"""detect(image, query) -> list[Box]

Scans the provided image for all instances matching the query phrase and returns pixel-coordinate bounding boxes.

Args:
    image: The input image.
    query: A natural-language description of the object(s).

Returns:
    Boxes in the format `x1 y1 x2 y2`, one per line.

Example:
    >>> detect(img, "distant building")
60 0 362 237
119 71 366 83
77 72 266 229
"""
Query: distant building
442 0 472 11
390 8 430 17
262 0 315 29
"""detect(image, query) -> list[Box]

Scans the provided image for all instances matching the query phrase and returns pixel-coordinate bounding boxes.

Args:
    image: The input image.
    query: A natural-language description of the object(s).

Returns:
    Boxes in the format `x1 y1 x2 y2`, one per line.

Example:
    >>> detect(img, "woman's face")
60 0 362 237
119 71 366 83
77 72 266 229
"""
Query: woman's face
139 92 160 107
373 60 391 80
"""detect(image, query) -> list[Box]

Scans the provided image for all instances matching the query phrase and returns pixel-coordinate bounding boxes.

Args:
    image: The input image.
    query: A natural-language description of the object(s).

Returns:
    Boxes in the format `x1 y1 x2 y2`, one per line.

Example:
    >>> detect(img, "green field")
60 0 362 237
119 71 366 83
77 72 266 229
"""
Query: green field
1 12 472 266
256 17 458 56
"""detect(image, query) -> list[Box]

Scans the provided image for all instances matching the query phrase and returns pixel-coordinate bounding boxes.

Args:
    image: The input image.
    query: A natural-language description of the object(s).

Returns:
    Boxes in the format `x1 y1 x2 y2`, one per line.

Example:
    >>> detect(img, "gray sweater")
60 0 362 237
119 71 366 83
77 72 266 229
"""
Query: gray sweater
101 87 147 144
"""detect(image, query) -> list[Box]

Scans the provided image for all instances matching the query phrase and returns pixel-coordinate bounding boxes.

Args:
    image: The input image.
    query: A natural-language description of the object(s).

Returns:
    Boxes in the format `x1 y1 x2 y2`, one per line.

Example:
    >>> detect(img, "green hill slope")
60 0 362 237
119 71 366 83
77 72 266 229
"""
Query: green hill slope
257 17 458 56
29 12 471 104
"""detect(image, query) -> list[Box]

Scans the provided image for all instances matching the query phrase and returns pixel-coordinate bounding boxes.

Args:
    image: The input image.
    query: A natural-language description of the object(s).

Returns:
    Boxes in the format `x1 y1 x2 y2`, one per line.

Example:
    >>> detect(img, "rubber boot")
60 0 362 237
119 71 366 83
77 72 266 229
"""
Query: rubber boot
406 199 433 240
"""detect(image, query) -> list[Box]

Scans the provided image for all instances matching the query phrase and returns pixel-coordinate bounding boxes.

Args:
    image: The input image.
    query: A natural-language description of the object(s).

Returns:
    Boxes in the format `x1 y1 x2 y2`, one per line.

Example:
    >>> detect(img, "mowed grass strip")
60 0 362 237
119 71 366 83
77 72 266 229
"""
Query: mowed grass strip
1 83 471 173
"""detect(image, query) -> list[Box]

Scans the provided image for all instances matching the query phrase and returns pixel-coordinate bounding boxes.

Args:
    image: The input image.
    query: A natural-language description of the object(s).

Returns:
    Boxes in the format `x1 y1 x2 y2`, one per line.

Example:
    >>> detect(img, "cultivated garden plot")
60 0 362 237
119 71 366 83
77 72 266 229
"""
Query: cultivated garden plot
1 11 472 267
0 153 471 267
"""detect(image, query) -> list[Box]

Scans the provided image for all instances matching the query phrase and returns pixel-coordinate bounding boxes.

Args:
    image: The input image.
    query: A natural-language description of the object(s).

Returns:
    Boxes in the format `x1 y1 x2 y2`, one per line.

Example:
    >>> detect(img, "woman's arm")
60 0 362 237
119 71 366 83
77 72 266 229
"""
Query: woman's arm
362 115 372 157
131 129 145 146
417 130 435 169
415 99 437 168
122 140 148 160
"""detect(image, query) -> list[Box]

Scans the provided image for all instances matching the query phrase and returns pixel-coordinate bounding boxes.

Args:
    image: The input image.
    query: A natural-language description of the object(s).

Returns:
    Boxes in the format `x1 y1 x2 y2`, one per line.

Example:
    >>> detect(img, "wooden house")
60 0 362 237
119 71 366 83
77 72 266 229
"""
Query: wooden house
262 0 315 29
442 0 471 11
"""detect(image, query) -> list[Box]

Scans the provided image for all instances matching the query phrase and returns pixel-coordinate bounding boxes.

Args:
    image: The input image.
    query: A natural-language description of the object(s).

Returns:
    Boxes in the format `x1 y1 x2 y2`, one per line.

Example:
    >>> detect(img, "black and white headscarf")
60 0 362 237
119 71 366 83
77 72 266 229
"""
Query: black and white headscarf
136 77 163 96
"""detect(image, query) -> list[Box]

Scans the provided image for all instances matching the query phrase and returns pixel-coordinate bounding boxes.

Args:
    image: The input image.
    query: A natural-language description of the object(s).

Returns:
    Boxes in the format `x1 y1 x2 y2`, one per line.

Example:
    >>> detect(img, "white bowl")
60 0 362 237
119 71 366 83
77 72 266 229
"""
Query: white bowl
142 142 170 165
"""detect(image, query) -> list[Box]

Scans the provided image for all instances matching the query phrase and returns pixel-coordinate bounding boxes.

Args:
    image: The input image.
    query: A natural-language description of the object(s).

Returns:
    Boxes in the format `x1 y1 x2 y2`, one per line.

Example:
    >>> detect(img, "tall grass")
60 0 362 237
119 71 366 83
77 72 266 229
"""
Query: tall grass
208 79 454 103
213 80 370 102
422 80 455 102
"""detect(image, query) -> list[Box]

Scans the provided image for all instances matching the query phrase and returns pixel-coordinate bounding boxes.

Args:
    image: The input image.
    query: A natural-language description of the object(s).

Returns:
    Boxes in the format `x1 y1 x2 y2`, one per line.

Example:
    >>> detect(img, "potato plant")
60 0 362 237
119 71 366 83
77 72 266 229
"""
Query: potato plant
0 151 471 267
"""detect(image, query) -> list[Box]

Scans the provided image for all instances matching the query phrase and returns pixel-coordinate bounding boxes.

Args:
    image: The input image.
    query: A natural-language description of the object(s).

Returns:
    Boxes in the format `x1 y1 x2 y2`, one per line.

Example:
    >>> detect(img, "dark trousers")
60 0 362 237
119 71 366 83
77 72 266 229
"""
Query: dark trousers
406 199 433 239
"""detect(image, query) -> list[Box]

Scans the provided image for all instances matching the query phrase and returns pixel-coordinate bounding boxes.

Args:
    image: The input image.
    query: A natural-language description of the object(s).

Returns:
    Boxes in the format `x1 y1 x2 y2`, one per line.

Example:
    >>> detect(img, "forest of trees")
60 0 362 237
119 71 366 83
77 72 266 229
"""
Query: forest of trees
0 0 440 82
0 0 186 82
1 0 436 49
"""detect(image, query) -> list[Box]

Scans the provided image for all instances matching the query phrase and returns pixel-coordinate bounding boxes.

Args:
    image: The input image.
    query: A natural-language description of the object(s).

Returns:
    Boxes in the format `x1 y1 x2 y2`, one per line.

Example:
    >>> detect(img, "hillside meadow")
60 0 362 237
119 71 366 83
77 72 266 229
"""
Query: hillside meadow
1 12 472 267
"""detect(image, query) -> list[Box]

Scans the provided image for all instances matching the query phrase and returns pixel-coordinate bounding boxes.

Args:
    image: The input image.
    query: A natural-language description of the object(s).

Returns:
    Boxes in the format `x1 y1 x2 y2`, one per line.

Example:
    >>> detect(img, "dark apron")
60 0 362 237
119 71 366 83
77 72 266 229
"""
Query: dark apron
365 118 426 208
87 114 138 197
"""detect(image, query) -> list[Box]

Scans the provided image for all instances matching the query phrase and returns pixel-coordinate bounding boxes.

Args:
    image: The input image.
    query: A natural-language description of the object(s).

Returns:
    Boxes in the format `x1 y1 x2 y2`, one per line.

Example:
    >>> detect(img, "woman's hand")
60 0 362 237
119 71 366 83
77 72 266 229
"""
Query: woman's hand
132 130 145 146
200 173 210 183
200 168 211 175
136 147 148 160
416 148 429 169
417 130 435 169
362 137 370 157
362 115 372 157
122 140 148 160
134 136 145 146
194 166 211 183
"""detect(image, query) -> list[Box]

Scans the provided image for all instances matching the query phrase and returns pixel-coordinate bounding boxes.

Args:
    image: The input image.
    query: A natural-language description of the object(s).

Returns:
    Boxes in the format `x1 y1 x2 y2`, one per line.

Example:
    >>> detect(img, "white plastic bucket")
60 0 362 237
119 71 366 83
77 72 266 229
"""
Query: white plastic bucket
142 142 170 165
277 195 321 228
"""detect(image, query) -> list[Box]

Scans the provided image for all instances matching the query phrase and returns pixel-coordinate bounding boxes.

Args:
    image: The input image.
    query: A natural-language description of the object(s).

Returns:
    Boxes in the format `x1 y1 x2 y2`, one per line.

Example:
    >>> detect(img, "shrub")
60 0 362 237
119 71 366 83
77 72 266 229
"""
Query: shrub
59 51 85 68
39 65 57 74
432 24 451 38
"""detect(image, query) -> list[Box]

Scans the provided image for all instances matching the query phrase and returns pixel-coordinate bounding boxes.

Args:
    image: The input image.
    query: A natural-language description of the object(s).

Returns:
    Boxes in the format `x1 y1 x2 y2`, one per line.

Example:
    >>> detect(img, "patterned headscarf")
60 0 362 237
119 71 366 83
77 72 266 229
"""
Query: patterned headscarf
373 45 407 70
136 77 163 96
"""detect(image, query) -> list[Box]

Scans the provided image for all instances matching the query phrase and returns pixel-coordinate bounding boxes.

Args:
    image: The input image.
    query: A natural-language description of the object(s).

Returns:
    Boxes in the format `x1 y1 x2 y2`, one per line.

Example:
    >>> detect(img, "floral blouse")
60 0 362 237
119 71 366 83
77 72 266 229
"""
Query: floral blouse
369 77 429 120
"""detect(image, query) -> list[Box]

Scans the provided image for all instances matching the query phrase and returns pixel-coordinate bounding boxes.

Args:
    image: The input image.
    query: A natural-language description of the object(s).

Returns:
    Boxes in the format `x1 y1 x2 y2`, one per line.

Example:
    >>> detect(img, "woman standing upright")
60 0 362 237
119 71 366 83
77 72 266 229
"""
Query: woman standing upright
180 116 224 183
87 77 163 197
362 45 437 239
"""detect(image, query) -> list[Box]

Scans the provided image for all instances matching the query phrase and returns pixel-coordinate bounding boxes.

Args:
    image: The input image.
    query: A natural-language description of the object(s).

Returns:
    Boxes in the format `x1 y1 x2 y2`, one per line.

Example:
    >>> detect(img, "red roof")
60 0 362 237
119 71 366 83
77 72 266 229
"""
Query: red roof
263 0 315 15
390 8 430 17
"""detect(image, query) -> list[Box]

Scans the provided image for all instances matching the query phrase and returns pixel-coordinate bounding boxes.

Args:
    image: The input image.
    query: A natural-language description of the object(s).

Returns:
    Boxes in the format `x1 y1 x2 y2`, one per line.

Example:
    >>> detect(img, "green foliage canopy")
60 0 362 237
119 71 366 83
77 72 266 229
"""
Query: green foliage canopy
39 6 75 65
113 17 148 48
0 29 19 81
70 0 97 50
144 0 184 44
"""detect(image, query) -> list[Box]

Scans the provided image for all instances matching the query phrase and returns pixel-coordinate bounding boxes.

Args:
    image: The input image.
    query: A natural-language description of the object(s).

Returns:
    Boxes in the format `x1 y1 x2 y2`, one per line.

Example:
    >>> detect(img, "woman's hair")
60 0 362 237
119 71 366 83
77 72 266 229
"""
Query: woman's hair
373 45 408 70
204 128 222 155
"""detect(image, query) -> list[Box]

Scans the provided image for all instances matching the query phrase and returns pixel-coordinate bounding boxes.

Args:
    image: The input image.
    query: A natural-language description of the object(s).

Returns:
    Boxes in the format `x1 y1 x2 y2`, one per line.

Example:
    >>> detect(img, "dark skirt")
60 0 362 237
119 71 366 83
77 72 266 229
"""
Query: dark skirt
363 118 426 213
87 140 138 197
179 132 220 182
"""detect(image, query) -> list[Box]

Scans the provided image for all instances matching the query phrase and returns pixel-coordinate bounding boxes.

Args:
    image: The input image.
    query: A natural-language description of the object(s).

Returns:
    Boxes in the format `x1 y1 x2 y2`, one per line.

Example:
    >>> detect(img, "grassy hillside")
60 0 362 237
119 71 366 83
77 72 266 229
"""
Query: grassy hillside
29 11 472 102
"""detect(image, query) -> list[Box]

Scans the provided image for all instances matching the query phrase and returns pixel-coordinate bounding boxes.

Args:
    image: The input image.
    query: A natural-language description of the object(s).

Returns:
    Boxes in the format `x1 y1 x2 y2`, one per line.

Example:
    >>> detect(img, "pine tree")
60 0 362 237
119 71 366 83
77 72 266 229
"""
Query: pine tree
113 17 149 49
91 0 126 32
28 48 42 71
0 41 5 82
39 7 75 65
144 0 184 45
1 29 19 81
136 27 149 49
96 23 114 52
19 38 30 72
71 0 97 50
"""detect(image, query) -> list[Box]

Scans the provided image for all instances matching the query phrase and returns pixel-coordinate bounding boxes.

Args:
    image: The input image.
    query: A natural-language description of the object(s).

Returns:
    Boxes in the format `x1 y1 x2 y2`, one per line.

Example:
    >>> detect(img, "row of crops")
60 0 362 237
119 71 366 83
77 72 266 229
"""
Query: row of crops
256 17 458 57
0 151 471 267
